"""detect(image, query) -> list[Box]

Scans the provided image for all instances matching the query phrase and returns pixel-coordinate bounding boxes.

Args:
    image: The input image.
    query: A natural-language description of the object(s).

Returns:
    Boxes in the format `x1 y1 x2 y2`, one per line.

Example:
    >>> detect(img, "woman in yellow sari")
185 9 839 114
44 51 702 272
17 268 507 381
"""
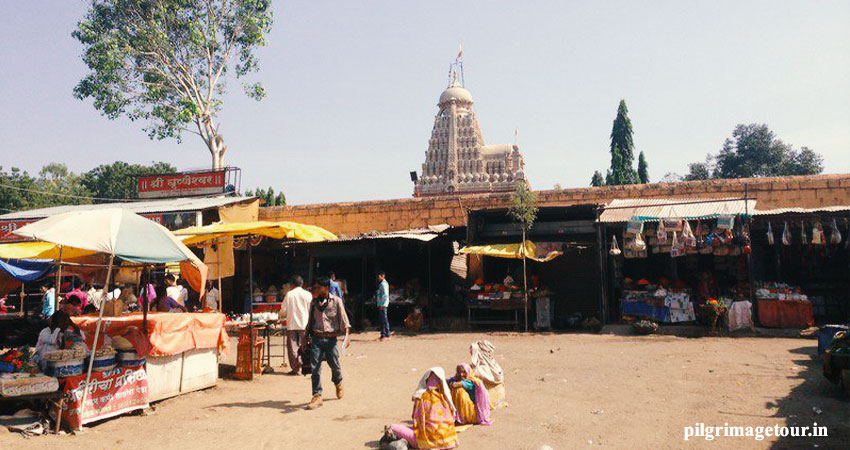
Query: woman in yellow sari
389 367 458 449
448 363 492 425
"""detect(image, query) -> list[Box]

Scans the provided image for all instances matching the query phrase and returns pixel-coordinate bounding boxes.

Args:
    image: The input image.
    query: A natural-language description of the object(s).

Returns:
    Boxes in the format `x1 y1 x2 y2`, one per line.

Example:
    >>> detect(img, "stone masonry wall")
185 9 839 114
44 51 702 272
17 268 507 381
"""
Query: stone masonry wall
260 174 850 236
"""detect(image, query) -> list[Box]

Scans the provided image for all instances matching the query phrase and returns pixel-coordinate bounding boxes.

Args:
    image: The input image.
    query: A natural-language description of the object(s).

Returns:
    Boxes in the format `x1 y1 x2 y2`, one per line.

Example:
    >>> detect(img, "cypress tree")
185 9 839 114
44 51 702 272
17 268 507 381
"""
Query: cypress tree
637 151 649 184
608 100 637 184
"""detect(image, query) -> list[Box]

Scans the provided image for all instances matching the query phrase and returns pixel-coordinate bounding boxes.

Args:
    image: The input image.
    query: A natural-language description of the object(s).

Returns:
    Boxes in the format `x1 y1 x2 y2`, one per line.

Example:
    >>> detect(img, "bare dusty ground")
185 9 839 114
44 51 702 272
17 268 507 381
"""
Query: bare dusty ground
2 332 847 449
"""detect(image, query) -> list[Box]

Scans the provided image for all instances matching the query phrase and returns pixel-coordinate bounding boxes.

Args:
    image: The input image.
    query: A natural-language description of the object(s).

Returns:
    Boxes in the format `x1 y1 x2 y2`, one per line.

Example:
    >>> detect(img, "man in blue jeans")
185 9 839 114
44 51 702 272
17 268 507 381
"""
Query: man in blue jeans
304 277 350 410
376 271 390 341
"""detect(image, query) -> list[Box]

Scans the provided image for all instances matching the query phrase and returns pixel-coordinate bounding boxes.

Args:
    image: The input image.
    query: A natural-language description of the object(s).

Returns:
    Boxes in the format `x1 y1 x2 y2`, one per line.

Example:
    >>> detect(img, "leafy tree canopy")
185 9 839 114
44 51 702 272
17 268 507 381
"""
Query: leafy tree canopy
590 170 605 187
81 161 177 201
0 161 176 212
72 0 274 169
685 124 824 180
509 181 538 232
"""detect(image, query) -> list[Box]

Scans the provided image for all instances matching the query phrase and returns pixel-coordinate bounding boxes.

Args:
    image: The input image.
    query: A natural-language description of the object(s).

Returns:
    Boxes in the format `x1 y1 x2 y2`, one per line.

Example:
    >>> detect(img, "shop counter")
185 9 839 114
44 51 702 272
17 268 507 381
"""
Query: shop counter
467 299 529 329
756 299 813 328
72 312 228 403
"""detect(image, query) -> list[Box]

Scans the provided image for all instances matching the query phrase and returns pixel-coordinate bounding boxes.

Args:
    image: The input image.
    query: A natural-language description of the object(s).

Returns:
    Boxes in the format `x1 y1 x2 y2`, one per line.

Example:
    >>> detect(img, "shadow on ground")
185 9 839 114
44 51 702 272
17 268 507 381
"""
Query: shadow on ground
767 345 848 449
207 400 310 414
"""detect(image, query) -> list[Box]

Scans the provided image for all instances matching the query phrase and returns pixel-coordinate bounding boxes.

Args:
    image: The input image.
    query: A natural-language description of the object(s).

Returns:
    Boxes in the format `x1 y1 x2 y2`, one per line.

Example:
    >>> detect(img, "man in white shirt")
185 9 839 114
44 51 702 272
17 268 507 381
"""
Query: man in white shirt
165 274 188 307
282 275 312 375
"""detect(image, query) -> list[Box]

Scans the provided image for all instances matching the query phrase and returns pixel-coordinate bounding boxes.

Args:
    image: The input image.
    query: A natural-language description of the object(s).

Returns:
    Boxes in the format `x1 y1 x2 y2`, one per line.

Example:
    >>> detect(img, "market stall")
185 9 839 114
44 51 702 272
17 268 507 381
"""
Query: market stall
749 206 849 325
600 198 758 331
460 241 563 330
9 209 211 429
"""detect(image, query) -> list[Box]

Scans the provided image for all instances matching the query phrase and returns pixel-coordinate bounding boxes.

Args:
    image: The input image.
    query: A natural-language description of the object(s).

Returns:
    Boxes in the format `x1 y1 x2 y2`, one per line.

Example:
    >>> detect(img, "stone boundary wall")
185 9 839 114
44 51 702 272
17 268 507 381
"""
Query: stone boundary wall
261 174 850 236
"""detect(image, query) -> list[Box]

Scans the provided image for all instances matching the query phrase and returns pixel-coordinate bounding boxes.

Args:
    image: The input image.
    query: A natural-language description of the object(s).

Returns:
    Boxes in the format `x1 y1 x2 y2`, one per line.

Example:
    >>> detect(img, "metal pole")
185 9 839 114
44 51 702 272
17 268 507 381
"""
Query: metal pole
54 245 63 301
141 267 149 333
248 240 255 377
19 283 25 318
78 254 115 431
217 240 222 311
522 228 528 332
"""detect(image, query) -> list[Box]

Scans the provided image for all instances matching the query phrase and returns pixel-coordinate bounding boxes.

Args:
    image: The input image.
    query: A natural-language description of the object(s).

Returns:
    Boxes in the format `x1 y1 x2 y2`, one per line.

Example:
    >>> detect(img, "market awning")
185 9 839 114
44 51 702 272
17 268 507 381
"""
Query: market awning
598 198 757 223
459 241 563 262
751 205 850 216
0 241 97 260
13 208 207 295
0 258 55 282
173 220 338 245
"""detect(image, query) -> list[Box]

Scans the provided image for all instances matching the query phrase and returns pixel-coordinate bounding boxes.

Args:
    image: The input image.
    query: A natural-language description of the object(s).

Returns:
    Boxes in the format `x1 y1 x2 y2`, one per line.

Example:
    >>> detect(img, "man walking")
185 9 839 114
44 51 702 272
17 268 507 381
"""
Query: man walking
304 277 350 410
376 271 390 341
282 275 312 375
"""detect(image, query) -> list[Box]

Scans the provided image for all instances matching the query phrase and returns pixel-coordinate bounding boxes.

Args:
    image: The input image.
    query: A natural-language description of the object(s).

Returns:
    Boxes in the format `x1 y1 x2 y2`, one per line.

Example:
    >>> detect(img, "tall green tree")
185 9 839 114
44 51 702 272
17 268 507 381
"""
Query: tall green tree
82 161 176 201
637 151 649 184
608 100 637 185
73 0 274 169
590 170 605 187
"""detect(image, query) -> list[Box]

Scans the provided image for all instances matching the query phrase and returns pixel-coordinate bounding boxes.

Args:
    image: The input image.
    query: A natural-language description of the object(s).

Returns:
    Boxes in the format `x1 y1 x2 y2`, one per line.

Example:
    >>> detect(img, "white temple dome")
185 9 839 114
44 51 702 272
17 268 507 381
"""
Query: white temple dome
439 83 473 104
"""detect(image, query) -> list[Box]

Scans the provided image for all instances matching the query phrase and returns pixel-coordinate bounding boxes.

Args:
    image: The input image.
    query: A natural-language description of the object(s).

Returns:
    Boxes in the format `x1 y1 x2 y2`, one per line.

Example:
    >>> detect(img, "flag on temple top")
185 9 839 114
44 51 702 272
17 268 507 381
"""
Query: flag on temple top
457 44 463 61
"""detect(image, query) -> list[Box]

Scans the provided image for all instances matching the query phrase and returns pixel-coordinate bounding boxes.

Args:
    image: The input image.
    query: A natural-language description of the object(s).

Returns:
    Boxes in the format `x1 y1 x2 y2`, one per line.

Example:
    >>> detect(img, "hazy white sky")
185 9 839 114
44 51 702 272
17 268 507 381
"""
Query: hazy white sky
1 1 848 205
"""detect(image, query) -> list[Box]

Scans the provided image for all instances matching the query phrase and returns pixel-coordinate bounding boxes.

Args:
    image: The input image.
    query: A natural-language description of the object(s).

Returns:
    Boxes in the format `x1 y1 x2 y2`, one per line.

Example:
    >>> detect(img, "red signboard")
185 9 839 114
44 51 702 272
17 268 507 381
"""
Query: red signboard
0 220 35 242
137 170 225 199
58 365 150 428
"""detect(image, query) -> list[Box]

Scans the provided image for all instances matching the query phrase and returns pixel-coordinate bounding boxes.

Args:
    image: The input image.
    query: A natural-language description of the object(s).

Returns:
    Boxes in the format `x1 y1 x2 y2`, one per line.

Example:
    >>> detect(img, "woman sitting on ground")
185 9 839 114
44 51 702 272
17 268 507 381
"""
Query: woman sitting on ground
448 363 491 425
389 367 458 449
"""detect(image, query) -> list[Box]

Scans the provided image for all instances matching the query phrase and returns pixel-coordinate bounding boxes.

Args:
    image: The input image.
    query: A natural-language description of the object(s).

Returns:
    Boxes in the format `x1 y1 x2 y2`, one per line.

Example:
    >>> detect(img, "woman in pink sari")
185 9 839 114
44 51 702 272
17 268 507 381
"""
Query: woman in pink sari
389 367 458 449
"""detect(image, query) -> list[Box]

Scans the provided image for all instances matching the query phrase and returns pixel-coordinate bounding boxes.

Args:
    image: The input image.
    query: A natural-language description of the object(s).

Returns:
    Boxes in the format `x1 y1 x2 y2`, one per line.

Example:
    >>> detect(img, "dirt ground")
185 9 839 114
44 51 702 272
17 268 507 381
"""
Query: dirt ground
2 331 847 449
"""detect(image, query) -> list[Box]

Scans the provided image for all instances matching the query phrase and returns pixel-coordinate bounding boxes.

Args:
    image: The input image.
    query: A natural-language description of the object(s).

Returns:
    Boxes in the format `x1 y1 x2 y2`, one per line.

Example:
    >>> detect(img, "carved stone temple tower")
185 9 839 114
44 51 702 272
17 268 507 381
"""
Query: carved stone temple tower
413 60 526 197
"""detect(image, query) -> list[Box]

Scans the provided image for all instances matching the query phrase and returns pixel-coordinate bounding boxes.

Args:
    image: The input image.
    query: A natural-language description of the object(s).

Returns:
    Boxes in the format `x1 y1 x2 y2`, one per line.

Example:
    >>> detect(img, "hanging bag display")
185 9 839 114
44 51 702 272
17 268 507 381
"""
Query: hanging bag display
781 221 792 246
799 220 808 245
766 222 775 245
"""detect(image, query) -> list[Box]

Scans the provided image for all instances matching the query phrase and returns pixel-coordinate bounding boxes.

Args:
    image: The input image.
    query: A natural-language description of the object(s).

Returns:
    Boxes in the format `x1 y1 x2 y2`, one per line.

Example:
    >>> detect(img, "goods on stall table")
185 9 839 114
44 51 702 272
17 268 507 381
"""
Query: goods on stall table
43 349 86 378
91 346 117 373
0 373 59 397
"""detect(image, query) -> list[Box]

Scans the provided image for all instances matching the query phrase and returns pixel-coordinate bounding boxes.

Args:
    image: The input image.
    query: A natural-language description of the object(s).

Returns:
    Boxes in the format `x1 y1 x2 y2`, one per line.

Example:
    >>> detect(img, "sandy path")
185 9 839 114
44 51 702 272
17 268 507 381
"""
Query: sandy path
2 332 847 449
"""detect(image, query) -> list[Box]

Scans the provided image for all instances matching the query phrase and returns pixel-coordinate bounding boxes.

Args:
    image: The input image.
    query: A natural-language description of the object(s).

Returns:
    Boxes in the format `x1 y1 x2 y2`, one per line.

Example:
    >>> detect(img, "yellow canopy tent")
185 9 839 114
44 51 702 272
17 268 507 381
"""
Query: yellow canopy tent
0 241 97 260
173 220 337 245
171 220 337 378
459 240 563 262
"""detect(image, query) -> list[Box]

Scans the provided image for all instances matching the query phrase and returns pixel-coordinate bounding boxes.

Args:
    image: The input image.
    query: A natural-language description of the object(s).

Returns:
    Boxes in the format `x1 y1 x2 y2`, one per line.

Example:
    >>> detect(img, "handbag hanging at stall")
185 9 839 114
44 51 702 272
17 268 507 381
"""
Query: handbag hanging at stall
781 221 792 246
670 232 683 258
799 221 808 245
811 221 825 245
656 220 668 245
766 222 775 245
830 218 843 245
609 235 621 256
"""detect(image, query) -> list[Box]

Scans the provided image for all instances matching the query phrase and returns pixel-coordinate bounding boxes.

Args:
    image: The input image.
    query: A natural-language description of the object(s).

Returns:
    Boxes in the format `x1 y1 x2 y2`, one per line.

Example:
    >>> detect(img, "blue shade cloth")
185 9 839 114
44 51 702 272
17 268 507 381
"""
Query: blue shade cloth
0 258 54 282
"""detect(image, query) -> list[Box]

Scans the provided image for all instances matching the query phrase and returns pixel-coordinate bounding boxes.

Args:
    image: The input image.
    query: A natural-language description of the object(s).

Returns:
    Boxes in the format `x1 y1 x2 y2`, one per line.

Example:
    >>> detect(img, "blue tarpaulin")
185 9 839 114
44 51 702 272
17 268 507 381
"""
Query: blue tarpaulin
0 258 54 282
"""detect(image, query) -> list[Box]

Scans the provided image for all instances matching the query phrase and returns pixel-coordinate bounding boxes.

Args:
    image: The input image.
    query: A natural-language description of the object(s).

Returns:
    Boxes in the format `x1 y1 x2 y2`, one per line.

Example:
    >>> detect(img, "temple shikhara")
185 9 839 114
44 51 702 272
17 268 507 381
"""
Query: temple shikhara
413 59 526 197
